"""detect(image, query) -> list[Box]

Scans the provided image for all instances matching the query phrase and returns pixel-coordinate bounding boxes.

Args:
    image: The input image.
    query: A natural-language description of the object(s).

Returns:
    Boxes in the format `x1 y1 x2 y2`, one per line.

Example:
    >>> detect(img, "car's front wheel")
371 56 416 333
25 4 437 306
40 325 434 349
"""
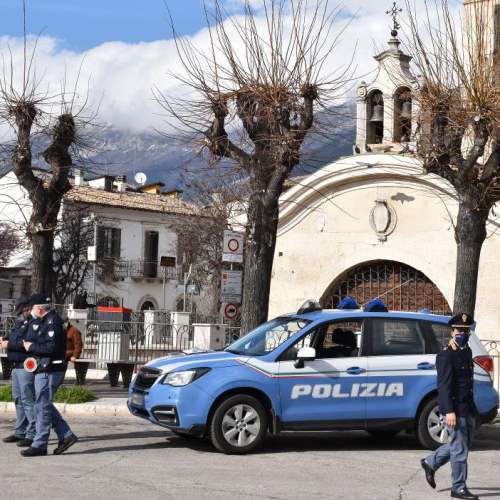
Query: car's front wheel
210 394 268 454
417 397 450 450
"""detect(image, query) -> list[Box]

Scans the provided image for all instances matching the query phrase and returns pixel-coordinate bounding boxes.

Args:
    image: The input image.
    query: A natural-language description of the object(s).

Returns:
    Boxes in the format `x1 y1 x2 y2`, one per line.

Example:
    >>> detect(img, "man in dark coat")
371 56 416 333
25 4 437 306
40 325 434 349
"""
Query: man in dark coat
421 313 479 500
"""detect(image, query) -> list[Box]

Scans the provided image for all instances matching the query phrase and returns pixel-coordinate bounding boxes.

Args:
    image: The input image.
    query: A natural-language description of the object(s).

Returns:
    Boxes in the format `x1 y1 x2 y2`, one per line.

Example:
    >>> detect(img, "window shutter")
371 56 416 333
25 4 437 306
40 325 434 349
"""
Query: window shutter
96 226 105 259
111 228 121 259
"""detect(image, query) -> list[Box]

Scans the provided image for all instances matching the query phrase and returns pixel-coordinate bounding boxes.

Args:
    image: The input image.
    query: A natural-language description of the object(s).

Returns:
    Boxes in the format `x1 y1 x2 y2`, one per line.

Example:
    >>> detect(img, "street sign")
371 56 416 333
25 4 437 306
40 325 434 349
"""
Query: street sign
160 256 176 267
223 303 239 320
223 230 244 263
87 245 96 262
221 270 242 303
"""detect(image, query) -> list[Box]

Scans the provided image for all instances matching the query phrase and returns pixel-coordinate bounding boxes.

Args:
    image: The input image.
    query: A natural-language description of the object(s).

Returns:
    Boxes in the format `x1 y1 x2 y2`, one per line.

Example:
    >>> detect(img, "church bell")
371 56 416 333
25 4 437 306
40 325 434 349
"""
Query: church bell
369 104 384 123
400 101 412 120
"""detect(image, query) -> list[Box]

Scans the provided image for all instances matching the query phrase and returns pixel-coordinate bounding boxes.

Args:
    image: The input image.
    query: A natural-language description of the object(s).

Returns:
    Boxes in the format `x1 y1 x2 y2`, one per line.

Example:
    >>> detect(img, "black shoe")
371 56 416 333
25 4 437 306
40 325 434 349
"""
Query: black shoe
21 446 47 457
2 434 23 443
53 433 78 455
451 488 479 499
420 459 436 489
16 438 33 447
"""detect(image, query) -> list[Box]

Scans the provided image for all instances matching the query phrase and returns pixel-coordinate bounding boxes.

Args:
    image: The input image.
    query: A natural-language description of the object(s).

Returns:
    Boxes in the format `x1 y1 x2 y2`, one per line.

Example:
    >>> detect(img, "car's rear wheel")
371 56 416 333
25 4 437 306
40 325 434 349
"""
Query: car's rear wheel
210 395 268 454
417 397 449 450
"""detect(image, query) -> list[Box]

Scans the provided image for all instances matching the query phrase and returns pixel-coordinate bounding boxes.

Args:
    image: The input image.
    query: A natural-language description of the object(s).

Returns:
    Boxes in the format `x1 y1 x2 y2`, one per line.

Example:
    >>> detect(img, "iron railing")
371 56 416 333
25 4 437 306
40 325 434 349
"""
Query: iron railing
96 259 182 282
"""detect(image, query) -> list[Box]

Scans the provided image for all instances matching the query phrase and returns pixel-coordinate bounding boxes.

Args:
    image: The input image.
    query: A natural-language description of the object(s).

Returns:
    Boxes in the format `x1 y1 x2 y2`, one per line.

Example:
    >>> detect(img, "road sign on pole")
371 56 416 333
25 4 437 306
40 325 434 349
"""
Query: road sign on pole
223 230 244 263
221 270 242 303
223 303 239 320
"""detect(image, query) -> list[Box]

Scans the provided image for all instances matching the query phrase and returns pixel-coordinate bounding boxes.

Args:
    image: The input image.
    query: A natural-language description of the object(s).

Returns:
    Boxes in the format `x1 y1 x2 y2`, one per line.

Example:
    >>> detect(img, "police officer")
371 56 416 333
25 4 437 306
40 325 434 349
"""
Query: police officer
20 293 78 457
1 298 36 447
421 313 479 500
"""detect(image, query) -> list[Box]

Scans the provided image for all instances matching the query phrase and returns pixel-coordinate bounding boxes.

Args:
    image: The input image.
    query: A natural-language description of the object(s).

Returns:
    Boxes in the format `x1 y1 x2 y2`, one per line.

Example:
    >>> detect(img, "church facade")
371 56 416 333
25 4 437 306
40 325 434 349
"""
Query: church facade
268 1 500 341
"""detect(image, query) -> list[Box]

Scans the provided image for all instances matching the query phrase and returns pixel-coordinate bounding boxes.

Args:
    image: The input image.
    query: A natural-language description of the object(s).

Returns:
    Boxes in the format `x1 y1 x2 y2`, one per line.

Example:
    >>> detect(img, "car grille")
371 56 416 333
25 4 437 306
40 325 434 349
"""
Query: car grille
134 367 161 390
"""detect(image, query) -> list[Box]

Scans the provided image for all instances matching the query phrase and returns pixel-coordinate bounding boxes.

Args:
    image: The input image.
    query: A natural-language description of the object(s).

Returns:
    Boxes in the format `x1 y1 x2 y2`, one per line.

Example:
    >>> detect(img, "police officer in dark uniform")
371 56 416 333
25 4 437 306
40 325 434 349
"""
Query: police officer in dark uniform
421 313 479 499
19 293 78 457
1 298 36 446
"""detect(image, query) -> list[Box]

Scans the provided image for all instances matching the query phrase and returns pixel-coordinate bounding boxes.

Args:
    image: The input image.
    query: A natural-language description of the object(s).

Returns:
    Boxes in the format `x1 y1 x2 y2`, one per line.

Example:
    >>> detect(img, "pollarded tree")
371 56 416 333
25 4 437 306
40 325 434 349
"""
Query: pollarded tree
158 0 352 332
405 0 500 316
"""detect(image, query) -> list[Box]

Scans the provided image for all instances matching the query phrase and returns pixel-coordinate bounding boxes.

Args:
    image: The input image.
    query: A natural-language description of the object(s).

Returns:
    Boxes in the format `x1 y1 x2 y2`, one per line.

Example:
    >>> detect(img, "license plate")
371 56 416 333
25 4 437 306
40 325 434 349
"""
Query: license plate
130 392 144 407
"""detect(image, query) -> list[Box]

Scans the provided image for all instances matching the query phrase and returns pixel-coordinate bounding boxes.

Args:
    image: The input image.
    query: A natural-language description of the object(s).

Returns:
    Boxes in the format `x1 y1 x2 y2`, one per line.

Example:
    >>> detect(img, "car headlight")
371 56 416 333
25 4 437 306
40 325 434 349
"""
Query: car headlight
162 368 211 387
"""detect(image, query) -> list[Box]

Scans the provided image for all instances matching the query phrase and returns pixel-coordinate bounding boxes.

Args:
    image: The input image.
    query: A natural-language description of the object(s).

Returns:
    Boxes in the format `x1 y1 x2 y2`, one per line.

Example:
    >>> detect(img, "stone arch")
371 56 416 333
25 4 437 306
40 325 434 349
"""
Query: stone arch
320 259 451 315
138 295 159 311
393 86 412 142
366 89 384 144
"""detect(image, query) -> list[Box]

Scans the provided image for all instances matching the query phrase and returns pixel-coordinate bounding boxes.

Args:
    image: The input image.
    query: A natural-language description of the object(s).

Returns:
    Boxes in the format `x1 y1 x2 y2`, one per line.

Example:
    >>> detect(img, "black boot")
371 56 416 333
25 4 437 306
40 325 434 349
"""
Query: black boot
2 434 23 443
16 438 33 447
451 487 479 499
53 433 78 455
420 459 436 489
21 446 47 457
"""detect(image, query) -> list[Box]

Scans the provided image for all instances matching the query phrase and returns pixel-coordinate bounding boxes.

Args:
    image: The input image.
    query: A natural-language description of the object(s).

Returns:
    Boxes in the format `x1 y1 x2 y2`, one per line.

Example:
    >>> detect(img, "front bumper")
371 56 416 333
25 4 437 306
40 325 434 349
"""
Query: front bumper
128 378 214 433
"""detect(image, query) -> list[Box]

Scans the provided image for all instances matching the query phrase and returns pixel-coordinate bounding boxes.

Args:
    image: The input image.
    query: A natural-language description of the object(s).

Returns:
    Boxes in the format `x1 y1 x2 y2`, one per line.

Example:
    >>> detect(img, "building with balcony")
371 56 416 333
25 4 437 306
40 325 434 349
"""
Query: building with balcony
0 166 206 312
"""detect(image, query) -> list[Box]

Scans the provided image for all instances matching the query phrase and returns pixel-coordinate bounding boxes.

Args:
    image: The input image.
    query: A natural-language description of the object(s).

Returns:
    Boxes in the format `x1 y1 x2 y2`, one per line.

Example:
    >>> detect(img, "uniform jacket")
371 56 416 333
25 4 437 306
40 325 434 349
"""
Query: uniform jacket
27 310 67 372
436 342 477 417
66 324 83 360
6 315 36 363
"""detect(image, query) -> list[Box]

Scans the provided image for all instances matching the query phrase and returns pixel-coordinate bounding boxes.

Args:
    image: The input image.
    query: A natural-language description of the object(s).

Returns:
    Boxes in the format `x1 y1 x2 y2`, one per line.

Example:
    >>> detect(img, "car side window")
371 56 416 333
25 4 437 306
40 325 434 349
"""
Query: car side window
367 319 425 356
279 330 315 362
427 322 450 352
315 320 363 359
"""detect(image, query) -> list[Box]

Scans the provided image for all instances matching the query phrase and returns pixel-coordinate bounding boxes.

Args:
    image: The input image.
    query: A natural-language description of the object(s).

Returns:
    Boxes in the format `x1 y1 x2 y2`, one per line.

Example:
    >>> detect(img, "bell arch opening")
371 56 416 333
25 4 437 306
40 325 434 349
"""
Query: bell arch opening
320 260 451 315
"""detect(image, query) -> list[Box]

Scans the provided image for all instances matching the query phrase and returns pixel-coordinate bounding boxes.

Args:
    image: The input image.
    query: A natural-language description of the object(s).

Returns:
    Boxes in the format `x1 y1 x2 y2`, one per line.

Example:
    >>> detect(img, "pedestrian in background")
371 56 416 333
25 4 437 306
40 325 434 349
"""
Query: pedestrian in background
421 313 479 500
1 298 36 447
20 293 78 457
64 319 82 363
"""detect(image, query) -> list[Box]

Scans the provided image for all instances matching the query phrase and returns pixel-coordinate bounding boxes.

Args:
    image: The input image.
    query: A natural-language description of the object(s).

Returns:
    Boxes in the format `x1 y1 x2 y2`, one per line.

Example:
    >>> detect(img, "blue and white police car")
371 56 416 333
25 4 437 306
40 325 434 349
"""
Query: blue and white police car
128 299 498 454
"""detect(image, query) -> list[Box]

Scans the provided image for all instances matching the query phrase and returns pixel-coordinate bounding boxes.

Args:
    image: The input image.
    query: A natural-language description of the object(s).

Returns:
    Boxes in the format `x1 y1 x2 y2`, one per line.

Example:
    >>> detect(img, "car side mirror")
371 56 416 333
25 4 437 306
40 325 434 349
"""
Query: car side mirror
294 346 316 369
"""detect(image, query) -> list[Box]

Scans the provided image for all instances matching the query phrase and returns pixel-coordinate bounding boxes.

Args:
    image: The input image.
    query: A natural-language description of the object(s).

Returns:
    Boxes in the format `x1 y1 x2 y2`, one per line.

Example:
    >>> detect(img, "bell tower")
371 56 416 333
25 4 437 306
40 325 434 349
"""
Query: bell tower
354 3 419 154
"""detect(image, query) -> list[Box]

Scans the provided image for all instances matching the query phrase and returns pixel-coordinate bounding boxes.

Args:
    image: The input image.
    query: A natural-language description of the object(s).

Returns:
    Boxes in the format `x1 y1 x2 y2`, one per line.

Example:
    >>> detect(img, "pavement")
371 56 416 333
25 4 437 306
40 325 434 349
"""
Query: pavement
0 416 499 500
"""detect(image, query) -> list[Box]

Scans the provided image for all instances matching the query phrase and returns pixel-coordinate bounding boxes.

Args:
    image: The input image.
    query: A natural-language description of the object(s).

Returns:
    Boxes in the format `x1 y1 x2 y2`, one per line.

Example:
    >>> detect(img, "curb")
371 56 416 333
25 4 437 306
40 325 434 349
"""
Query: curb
0 399 131 418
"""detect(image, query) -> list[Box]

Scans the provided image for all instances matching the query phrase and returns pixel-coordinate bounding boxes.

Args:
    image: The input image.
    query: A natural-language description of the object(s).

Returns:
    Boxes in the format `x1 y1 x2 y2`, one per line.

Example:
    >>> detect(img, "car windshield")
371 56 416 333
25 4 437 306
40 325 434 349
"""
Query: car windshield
225 317 311 356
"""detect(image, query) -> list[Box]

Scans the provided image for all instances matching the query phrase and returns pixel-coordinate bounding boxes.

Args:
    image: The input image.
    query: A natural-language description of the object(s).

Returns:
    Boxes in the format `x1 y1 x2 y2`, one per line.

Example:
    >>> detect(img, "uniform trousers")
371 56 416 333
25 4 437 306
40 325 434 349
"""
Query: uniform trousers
32 371 73 450
11 368 36 439
425 415 474 491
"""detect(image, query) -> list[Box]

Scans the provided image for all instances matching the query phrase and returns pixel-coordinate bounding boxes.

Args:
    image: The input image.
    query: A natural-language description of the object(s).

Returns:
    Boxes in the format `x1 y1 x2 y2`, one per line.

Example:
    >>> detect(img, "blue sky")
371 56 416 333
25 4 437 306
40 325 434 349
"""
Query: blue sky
0 0 208 50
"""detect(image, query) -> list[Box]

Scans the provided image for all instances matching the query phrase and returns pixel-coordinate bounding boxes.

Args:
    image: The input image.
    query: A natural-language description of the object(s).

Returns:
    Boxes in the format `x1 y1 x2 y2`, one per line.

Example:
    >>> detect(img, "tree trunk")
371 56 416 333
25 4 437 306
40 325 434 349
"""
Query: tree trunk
452 201 489 316
241 193 280 334
31 231 55 295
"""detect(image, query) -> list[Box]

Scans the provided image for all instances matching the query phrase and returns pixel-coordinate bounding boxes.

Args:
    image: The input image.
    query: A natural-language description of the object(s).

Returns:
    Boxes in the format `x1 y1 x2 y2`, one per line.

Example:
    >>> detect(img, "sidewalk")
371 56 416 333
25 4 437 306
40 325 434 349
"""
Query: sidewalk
0 372 130 417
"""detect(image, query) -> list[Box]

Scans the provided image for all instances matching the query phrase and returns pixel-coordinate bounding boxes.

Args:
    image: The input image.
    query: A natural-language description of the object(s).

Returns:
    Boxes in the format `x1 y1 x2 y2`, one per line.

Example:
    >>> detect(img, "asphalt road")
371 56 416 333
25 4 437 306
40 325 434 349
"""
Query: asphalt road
0 416 499 500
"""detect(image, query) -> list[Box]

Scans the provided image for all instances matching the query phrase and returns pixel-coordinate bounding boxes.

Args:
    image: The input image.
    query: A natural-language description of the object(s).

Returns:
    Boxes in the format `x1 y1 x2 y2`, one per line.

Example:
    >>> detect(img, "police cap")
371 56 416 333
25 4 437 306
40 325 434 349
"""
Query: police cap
14 296 30 314
448 312 474 329
28 293 52 307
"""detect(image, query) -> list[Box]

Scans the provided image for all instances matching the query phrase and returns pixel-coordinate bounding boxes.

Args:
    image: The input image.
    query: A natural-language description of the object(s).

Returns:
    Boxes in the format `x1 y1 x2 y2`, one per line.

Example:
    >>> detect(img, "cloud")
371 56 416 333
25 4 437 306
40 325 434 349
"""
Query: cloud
0 1 462 136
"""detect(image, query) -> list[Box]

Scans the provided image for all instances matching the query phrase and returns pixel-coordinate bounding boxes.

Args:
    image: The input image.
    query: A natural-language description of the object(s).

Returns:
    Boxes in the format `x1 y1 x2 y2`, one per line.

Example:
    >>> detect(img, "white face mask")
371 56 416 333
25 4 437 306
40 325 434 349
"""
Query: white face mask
30 310 38 319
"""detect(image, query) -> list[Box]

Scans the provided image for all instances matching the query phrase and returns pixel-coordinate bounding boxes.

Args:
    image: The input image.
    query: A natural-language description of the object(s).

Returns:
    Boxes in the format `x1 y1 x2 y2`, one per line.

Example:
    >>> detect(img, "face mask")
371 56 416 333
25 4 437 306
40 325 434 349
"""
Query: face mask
30 310 38 319
454 332 470 347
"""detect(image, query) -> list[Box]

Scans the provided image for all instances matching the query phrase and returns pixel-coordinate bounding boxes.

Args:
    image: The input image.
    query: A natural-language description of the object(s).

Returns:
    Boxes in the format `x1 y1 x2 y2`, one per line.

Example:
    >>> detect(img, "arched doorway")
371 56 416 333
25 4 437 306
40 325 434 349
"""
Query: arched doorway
321 260 451 314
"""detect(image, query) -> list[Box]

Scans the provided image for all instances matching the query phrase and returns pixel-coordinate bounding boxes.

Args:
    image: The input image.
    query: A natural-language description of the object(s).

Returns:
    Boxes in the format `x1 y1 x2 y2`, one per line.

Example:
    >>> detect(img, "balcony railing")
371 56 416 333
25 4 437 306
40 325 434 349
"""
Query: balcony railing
96 259 181 281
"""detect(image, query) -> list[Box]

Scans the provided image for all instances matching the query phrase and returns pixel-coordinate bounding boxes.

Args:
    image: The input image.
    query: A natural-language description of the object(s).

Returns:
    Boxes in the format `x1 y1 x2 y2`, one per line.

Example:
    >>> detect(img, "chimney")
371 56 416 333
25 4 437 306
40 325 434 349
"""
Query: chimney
116 175 127 193
74 168 84 186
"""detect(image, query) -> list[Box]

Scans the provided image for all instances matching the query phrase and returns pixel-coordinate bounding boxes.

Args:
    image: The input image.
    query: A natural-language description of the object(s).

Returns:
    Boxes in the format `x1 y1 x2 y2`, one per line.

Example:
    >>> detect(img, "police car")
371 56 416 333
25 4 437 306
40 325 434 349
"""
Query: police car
128 299 498 454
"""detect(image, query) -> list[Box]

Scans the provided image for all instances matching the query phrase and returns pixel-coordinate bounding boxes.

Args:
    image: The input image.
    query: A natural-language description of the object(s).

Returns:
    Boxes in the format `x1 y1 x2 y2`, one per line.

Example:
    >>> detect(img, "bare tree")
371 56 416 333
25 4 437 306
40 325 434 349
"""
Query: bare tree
0 5 91 295
0 223 21 266
158 0 352 332
52 206 93 305
404 0 500 316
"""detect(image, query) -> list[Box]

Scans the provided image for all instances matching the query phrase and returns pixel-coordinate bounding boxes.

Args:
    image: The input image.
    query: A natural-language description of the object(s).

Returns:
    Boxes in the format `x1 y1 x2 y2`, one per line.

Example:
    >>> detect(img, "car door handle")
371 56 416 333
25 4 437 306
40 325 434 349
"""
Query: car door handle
346 367 366 375
417 362 435 370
